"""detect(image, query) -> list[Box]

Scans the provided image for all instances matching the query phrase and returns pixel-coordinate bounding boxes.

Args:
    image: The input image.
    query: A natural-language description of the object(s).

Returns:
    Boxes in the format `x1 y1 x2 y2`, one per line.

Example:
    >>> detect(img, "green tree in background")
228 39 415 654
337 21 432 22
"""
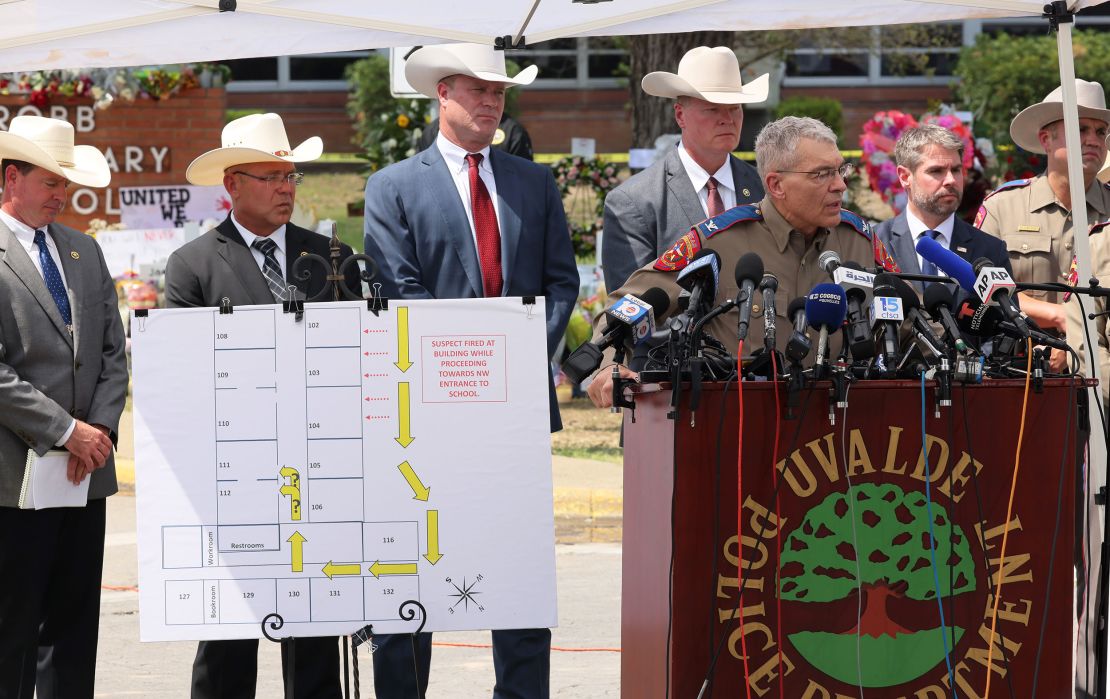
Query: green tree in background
775 96 843 142
954 30 1110 148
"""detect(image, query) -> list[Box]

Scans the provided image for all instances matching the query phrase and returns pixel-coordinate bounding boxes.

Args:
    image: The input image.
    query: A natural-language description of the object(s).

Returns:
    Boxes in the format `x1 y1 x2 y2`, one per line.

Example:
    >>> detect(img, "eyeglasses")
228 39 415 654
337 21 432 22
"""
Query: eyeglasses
777 162 855 183
231 171 305 186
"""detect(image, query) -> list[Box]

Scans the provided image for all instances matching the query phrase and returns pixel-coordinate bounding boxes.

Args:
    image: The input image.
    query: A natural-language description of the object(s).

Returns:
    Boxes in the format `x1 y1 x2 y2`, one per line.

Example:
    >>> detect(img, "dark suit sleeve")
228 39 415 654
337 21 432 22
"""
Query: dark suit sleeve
363 169 435 300
539 167 580 359
601 186 653 293
501 119 534 161
163 250 205 309
85 239 128 442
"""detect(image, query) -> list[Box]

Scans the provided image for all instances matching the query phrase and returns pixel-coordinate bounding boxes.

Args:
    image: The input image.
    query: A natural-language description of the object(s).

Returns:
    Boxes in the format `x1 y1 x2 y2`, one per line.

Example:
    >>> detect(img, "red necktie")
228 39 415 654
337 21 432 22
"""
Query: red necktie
706 176 725 218
465 152 503 297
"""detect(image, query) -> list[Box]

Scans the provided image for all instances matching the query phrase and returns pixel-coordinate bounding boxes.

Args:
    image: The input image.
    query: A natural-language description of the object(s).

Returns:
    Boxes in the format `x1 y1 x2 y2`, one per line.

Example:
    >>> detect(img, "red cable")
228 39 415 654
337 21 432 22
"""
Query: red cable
736 339 753 698
769 351 783 699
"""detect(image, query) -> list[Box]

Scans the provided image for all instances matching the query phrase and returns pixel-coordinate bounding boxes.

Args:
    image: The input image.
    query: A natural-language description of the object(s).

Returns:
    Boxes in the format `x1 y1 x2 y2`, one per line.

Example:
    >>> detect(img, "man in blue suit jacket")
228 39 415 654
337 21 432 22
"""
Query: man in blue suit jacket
363 43 579 699
874 124 1012 289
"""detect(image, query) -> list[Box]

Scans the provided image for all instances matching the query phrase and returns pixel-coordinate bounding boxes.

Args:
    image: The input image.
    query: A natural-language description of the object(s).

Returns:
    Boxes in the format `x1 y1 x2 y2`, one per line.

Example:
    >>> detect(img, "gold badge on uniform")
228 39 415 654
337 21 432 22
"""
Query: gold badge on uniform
1018 225 1040 232
492 128 506 146
742 188 750 197
70 251 79 259
300 251 308 256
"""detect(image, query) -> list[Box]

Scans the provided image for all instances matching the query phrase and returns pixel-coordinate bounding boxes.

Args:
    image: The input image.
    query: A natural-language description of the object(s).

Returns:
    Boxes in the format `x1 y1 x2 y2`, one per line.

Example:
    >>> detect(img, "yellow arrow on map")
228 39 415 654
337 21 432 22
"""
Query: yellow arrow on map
424 509 443 565
398 461 430 501
322 561 361 579
395 306 412 373
287 531 306 572
395 382 414 447
280 466 299 488
280 484 299 498
368 561 418 578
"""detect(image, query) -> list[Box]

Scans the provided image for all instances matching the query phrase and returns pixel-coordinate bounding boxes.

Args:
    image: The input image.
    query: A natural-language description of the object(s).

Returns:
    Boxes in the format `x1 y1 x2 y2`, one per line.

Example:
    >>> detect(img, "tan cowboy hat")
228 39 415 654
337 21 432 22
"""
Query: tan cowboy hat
0 115 110 187
1010 79 1110 153
186 113 322 186
641 46 768 105
1099 150 1110 184
404 43 539 100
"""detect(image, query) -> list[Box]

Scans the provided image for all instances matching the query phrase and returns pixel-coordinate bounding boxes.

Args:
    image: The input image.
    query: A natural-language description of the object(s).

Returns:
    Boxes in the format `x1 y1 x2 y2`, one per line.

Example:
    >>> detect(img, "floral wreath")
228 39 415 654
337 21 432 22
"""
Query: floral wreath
550 155 621 258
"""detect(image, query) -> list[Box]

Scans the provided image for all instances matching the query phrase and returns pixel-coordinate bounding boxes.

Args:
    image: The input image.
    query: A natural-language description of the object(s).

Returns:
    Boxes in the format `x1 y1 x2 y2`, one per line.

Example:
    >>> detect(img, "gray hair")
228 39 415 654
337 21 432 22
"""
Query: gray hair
894 124 964 171
754 117 839 179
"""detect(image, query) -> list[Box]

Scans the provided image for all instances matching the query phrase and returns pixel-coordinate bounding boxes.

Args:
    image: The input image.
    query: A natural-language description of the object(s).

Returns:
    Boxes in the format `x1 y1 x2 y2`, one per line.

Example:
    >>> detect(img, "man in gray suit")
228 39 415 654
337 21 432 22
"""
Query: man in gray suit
363 42 578 699
0 116 127 697
165 113 357 699
873 124 1011 290
602 46 767 291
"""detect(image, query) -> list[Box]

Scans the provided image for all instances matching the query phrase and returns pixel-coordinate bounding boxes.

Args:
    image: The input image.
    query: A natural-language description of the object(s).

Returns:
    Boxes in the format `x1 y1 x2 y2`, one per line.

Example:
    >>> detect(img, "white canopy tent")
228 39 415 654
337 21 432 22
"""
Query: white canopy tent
2 0 1106 691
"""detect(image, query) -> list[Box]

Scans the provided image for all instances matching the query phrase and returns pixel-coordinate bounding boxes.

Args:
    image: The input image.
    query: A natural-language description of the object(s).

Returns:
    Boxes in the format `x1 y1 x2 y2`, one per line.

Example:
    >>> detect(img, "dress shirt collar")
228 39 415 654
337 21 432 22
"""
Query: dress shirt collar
905 208 955 248
677 141 734 194
0 208 41 243
230 211 287 255
437 133 493 176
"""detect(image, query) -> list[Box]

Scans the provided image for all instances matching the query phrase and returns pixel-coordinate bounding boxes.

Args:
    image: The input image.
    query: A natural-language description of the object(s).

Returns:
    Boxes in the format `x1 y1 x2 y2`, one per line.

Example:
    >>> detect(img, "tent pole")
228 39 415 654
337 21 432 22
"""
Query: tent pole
1052 6 1109 697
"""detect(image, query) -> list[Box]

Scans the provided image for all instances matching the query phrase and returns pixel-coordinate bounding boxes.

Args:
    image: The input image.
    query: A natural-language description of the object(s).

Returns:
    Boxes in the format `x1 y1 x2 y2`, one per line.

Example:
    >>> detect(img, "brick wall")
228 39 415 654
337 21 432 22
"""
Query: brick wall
0 88 228 232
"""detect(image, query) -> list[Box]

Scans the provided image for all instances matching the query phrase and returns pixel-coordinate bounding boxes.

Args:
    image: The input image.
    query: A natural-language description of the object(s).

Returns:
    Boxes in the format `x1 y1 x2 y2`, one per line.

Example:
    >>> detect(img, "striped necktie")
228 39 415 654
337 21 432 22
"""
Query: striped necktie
252 237 288 302
34 229 72 327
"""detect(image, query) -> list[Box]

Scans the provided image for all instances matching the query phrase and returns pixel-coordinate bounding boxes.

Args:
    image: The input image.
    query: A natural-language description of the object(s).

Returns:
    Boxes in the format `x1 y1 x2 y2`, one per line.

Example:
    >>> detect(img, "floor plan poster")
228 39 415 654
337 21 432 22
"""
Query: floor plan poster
131 298 557 642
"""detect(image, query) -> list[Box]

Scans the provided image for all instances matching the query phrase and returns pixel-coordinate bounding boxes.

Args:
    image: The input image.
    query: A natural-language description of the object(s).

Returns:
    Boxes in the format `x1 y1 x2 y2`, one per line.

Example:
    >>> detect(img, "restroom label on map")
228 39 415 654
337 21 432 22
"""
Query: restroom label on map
421 335 507 403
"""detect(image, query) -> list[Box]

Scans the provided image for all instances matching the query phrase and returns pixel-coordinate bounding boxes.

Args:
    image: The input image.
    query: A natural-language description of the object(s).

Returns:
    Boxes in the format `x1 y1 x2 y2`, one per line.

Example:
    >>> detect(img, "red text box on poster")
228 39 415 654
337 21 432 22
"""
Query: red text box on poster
420 335 507 403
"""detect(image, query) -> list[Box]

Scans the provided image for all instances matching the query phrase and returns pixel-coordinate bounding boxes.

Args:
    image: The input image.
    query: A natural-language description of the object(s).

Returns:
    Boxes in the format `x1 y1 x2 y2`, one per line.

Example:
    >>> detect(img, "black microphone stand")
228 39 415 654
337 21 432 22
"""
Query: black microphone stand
610 343 637 418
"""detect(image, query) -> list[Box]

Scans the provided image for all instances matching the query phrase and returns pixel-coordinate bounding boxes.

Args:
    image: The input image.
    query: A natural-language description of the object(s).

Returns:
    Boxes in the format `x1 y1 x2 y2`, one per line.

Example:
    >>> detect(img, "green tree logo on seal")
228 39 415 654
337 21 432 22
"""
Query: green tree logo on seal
780 483 975 687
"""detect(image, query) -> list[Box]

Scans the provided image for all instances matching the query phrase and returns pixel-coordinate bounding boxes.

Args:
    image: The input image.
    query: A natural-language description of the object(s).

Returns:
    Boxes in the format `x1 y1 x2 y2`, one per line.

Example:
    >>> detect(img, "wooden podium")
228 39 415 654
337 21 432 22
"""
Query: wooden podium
621 379 1085 698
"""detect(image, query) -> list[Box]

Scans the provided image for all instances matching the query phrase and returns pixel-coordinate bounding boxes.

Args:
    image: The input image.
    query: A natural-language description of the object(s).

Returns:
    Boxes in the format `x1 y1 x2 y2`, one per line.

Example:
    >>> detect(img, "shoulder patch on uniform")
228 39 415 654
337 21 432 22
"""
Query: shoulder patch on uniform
695 204 762 239
653 230 702 273
982 178 1032 204
838 209 872 241
973 204 989 229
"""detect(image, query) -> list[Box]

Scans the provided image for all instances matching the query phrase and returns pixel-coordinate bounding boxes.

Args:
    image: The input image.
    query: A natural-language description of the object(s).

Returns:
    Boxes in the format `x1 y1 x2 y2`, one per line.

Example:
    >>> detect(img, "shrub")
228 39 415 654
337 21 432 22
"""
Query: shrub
775 96 844 142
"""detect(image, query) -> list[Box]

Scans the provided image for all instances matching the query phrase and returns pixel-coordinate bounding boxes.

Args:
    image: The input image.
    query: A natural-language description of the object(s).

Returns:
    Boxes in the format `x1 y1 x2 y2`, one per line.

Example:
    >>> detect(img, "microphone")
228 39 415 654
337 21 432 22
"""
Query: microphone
915 236 978 291
675 248 721 321
871 273 905 368
785 297 811 363
955 297 1068 351
759 273 779 351
923 284 969 353
971 257 1030 337
806 283 848 370
887 274 948 358
734 253 765 342
839 261 876 361
562 287 671 383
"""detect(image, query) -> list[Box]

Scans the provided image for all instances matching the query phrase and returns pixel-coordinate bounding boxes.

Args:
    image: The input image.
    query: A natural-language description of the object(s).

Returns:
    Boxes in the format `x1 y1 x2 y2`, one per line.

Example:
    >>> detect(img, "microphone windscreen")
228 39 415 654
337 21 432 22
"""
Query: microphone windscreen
639 286 671 318
734 252 764 286
923 283 955 316
759 273 778 292
955 297 1003 337
787 296 807 318
916 236 977 291
881 273 921 310
805 283 848 331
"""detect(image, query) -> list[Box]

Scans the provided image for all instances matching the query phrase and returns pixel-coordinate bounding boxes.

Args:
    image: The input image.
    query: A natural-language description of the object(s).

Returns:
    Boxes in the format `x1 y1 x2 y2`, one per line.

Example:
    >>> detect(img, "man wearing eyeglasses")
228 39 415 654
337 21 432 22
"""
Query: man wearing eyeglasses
164 113 358 699
588 116 898 407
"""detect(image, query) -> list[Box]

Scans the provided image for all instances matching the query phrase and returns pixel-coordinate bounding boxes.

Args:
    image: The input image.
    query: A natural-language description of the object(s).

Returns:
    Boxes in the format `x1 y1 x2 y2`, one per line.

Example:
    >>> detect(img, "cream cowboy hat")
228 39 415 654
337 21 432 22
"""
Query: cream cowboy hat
404 43 539 100
0 115 110 187
1010 79 1110 154
1099 150 1110 184
641 46 768 105
186 113 322 186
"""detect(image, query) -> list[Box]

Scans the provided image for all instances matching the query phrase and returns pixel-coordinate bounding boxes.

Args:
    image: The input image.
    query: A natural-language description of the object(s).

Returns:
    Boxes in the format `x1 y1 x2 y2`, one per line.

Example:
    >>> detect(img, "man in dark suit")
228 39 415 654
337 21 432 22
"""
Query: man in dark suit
165 113 357 699
874 123 1012 291
363 42 579 699
601 46 767 291
0 116 127 698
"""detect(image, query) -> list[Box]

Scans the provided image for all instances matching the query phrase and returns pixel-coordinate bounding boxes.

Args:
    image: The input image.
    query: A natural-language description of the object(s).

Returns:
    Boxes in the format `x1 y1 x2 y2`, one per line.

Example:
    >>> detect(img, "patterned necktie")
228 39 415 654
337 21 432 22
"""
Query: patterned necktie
706 176 725 218
252 237 288 302
34 229 72 327
919 229 942 283
465 153 503 297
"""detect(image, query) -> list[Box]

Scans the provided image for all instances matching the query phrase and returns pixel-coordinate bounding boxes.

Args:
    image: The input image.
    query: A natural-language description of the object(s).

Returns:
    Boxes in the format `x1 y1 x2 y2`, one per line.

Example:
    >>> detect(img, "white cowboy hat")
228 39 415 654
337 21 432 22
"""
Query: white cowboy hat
1099 150 1110 184
0 115 110 187
641 46 769 105
1010 79 1110 154
404 43 539 100
186 113 322 186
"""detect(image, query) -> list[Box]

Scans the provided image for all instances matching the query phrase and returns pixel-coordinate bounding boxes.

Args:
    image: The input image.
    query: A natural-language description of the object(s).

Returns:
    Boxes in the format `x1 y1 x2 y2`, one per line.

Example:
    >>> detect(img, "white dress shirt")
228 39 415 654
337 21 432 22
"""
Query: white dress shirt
905 208 955 272
230 212 289 276
437 133 504 257
677 142 736 217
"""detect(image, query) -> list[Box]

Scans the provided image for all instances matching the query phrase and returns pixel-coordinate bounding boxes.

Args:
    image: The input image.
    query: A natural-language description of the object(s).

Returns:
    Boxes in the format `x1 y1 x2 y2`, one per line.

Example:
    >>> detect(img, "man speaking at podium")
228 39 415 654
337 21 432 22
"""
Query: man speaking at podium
588 116 897 407
165 113 356 698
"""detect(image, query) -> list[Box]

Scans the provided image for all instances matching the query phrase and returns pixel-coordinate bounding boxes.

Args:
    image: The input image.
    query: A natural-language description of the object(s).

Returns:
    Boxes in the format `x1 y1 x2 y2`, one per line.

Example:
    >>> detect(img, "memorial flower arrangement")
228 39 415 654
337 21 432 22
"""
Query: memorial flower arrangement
0 65 219 111
859 110 918 214
355 97 427 172
550 155 621 259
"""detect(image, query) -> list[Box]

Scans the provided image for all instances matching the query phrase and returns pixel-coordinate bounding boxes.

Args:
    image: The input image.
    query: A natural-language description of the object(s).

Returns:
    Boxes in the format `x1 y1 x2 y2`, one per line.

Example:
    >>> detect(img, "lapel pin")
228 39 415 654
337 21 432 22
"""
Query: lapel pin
300 251 308 256
70 251 80 259
742 188 750 197
956 246 968 253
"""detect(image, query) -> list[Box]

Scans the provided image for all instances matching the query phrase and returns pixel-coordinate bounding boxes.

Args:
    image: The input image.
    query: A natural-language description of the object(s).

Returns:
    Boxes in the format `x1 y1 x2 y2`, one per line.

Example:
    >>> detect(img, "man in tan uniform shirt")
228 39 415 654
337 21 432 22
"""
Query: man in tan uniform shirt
975 79 1110 358
588 117 897 407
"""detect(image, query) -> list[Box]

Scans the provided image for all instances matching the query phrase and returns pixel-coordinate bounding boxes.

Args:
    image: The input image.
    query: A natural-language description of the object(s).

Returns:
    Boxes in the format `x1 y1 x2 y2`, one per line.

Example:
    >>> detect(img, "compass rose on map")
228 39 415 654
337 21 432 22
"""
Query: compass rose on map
446 574 485 614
